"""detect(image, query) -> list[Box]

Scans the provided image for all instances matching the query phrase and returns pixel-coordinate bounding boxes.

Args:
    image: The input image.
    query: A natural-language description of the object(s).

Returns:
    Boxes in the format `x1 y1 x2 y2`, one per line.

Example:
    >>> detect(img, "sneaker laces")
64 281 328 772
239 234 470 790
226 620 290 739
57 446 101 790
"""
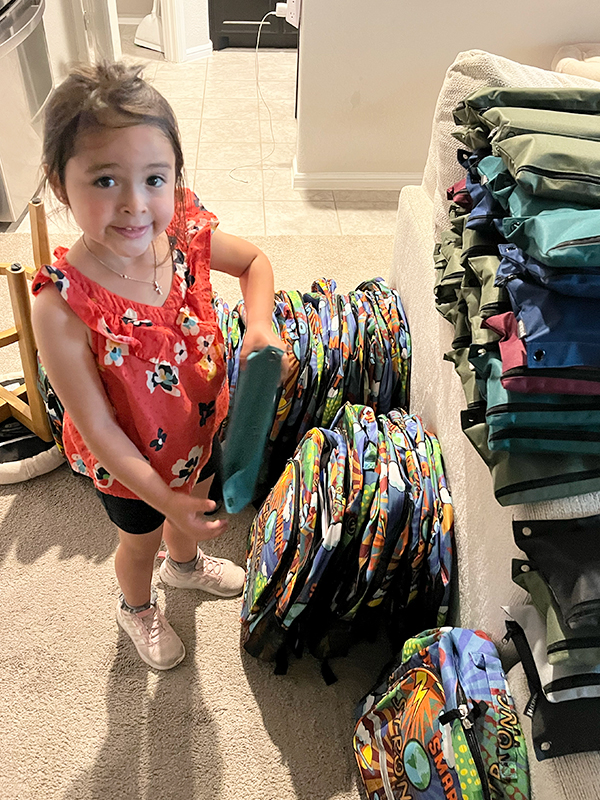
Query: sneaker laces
196 554 224 581
136 606 165 643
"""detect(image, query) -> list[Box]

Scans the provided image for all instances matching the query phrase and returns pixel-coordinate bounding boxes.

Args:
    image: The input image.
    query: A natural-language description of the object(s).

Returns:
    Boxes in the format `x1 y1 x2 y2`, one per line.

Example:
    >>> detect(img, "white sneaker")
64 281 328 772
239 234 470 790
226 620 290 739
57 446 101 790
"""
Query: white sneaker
116 600 186 670
160 548 246 598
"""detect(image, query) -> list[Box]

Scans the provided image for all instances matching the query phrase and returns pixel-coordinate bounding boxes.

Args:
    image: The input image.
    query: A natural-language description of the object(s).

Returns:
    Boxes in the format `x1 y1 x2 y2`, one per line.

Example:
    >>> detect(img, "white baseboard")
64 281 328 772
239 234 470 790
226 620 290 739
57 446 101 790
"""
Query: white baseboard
184 42 213 62
292 158 422 191
118 15 145 26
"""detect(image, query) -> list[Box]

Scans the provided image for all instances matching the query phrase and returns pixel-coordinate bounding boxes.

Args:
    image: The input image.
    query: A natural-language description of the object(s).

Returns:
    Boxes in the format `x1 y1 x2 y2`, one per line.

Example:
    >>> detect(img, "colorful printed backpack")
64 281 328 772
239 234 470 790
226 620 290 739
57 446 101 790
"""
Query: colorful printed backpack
241 403 455 676
354 627 530 800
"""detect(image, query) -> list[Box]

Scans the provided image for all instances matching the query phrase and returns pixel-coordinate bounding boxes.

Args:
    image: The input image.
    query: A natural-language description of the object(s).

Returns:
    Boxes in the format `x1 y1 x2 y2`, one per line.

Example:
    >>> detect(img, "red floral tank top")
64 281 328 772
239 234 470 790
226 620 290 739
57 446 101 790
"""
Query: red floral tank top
32 190 229 500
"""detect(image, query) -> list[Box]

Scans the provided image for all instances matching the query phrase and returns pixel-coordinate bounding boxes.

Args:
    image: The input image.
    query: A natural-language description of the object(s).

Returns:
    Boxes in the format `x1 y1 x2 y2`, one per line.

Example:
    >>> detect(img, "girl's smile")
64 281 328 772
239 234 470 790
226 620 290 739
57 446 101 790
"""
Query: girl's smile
112 224 153 239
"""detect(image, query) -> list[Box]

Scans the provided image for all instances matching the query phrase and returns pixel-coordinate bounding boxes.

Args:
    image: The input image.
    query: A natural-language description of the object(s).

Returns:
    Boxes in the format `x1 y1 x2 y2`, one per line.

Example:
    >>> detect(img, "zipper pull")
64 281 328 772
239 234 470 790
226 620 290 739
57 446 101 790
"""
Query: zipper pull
495 272 518 288
459 704 473 729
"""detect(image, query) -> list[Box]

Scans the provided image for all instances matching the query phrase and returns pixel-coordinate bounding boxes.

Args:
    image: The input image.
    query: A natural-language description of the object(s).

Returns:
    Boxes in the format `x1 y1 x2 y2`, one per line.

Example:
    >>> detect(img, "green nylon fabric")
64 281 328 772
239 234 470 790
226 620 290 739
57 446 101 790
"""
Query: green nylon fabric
443 348 482 406
453 86 600 128
493 133 600 207
461 412 600 506
222 345 283 514
469 348 600 454
479 156 591 217
483 106 600 145
503 206 600 267
512 561 600 667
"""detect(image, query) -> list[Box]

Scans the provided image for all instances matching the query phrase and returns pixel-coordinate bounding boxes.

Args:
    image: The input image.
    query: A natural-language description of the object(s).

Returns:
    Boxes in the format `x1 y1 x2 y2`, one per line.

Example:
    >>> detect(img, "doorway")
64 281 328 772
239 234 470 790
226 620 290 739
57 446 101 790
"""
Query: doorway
208 0 297 50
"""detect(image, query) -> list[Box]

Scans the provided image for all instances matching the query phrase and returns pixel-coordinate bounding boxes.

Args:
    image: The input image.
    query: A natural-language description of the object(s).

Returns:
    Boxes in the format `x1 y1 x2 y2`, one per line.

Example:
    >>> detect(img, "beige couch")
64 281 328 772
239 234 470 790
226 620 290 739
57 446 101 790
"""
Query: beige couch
389 49 600 798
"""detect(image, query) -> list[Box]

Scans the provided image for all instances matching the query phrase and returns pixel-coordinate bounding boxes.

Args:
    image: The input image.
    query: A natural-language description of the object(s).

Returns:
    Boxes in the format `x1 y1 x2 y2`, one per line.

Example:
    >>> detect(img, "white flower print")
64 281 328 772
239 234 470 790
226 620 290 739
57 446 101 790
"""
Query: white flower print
170 445 204 487
47 266 70 299
174 340 188 364
122 308 152 327
93 462 114 489
146 359 181 396
197 333 215 356
174 262 188 300
186 217 208 236
104 339 129 367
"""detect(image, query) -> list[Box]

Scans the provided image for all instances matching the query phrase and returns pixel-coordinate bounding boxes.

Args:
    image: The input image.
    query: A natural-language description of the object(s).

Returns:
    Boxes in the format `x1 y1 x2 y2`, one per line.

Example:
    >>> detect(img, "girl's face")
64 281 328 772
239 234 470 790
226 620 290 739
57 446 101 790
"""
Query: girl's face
61 124 177 261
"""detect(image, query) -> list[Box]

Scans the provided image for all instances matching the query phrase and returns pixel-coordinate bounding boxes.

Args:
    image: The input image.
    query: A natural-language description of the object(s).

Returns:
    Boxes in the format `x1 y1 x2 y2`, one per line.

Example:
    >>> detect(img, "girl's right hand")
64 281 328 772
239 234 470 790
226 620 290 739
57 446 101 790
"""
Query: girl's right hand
165 494 228 541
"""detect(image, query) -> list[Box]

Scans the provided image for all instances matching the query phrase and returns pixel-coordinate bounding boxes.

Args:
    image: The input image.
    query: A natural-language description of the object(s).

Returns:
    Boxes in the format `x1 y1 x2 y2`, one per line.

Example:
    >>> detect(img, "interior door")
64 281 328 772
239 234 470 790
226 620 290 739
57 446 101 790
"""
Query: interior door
209 0 298 50
78 0 121 62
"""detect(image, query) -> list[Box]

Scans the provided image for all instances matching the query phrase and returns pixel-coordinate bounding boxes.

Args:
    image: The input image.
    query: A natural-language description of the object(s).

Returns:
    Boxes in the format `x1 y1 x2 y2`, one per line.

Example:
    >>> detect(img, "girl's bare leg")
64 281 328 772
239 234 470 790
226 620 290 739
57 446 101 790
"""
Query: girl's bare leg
114 525 164 607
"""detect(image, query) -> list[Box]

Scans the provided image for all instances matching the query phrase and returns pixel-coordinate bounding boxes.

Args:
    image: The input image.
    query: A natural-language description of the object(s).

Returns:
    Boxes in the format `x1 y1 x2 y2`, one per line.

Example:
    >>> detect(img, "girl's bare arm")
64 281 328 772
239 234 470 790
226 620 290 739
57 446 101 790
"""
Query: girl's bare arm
210 229 287 370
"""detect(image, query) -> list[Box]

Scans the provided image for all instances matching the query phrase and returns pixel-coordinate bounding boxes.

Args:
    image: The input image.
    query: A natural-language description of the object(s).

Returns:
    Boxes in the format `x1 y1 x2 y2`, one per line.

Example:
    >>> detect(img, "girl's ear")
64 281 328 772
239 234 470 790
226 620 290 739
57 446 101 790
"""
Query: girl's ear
45 167 69 207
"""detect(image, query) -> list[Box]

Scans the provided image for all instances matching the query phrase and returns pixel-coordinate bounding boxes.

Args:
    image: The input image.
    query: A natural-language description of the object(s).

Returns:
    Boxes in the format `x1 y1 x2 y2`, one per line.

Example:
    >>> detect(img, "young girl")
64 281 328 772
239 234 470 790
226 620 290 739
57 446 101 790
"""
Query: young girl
31 61 285 671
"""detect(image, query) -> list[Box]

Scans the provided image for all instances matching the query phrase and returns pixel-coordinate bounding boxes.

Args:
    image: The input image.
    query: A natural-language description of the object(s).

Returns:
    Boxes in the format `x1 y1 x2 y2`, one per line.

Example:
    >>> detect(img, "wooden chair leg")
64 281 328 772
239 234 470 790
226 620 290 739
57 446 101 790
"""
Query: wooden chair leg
0 198 55 441
29 197 52 270
5 263 52 441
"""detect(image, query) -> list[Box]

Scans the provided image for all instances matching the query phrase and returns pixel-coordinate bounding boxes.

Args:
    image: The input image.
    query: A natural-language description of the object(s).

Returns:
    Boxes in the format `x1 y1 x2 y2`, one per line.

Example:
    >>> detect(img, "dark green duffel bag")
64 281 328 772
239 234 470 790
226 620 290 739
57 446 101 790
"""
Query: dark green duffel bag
444 348 482 407
454 86 600 128
461 405 600 506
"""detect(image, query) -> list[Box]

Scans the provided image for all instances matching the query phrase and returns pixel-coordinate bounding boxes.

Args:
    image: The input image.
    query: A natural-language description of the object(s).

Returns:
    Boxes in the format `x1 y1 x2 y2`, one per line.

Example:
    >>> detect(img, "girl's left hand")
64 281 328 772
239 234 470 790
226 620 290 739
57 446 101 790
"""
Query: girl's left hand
240 322 290 383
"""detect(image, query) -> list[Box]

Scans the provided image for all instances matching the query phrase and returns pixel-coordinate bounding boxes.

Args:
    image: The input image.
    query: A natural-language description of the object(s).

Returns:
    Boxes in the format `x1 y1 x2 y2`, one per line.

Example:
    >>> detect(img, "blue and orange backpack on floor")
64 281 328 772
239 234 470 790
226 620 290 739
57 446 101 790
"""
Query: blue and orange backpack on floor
240 404 454 678
353 627 530 800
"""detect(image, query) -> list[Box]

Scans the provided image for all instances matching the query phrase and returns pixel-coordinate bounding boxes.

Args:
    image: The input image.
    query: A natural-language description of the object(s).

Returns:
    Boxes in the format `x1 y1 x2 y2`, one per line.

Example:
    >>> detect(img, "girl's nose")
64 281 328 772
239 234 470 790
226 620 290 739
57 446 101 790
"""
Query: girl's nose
119 186 147 216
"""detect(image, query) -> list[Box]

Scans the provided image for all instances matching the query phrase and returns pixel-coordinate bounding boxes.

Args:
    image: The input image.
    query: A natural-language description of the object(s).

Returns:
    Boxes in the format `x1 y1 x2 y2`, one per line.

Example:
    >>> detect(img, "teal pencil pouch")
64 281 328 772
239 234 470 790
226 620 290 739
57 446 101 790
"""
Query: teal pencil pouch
222 345 283 514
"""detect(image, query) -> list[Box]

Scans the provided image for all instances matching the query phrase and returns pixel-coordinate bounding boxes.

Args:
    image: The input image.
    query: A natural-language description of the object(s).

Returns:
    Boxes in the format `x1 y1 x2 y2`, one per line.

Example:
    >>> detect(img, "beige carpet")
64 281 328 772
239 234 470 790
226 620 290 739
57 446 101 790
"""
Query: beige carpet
0 233 395 800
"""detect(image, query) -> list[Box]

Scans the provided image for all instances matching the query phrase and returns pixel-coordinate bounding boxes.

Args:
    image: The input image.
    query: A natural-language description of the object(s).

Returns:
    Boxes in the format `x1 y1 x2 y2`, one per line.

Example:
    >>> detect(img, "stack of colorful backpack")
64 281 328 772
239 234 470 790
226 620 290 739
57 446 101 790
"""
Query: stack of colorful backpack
240 402 454 678
435 85 600 505
214 277 412 490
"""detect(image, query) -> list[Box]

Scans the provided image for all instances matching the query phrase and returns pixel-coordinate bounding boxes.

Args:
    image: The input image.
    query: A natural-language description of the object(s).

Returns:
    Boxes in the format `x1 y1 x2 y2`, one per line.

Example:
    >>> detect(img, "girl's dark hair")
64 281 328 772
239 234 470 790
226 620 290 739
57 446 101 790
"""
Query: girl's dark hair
43 61 186 237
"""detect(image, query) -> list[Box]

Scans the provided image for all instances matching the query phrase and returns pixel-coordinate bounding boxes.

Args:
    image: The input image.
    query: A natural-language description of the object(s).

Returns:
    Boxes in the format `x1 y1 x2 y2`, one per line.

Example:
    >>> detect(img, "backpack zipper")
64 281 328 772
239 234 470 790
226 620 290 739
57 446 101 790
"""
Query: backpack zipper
489 427 600 443
455 683 491 800
516 164 600 185
548 235 600 252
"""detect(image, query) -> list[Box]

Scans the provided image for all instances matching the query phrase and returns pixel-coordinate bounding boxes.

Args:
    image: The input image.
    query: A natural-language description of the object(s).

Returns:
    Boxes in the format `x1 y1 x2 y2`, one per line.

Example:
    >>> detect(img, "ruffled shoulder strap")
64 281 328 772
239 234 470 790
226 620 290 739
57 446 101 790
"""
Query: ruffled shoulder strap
168 188 218 255
169 188 219 314
31 247 70 296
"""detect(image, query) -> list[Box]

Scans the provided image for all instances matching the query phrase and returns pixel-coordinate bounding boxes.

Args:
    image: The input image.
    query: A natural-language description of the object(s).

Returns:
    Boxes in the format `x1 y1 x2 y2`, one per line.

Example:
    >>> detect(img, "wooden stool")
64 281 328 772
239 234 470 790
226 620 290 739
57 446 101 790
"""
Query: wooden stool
0 198 53 442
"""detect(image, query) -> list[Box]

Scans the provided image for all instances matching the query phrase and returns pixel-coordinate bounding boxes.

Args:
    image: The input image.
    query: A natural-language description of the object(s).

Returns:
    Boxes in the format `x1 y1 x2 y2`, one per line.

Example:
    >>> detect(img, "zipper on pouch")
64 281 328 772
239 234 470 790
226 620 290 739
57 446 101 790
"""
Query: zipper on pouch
439 684 491 800
517 165 600 185
548 235 600 253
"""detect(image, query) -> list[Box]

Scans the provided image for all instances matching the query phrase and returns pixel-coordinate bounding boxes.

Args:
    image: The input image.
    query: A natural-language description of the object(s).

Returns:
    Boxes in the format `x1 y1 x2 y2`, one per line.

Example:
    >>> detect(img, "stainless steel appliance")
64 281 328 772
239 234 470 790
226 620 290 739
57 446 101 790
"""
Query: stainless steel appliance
0 0 53 222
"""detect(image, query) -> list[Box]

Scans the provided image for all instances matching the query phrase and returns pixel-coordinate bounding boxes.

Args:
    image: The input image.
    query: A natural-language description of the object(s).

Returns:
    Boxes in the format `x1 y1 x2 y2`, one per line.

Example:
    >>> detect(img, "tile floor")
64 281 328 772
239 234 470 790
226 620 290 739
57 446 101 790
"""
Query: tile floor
15 28 399 237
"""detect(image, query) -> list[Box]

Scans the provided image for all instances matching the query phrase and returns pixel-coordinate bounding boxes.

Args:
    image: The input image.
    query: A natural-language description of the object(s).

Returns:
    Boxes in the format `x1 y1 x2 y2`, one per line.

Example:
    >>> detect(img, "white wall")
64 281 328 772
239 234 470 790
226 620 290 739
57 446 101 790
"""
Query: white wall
295 0 600 188
43 0 87 81
116 0 152 20
182 0 211 56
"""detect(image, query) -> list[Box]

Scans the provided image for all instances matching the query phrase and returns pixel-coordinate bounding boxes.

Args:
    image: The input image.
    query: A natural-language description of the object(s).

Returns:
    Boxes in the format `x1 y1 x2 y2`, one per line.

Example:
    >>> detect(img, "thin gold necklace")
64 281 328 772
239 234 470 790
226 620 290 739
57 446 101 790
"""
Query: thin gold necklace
81 236 163 295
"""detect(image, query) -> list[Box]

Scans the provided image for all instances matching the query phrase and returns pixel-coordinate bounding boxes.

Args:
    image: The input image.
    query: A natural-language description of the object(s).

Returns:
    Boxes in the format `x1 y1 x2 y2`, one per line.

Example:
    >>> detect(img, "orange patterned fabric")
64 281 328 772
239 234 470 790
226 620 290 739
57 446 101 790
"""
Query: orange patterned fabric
32 190 228 499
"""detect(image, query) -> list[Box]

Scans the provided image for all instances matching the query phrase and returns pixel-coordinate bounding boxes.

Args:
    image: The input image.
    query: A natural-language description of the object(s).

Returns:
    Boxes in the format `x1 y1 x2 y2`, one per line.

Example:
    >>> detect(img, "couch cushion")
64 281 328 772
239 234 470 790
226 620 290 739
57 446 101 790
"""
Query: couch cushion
422 49 599 240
